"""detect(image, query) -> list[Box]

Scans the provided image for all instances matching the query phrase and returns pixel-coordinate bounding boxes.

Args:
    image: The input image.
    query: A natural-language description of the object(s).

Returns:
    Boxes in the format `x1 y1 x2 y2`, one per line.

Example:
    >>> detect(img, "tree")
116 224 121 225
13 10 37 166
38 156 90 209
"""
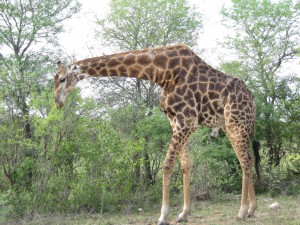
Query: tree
0 0 80 138
0 0 80 215
221 0 300 166
94 0 202 188
94 0 202 107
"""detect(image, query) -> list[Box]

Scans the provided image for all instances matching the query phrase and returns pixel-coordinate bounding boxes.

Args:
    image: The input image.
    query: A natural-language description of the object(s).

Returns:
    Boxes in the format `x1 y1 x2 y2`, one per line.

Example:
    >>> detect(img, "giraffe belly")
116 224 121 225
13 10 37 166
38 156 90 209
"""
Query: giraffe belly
198 113 225 129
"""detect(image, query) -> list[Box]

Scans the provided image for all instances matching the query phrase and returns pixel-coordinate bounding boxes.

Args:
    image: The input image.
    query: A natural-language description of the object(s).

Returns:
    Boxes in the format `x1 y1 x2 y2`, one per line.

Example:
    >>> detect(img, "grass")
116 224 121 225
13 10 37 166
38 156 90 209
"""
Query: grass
1 194 299 225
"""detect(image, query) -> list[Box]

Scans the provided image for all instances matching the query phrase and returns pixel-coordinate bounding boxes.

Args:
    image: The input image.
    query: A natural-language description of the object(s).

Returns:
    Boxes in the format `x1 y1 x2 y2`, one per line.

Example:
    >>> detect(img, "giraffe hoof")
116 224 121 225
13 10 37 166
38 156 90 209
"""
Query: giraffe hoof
247 208 256 218
236 216 246 221
237 207 248 220
247 213 255 218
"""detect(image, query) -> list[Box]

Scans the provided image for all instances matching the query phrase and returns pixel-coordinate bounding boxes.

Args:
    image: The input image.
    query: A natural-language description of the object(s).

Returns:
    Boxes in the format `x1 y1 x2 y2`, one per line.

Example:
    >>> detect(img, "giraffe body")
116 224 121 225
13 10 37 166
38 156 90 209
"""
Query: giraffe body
54 44 259 225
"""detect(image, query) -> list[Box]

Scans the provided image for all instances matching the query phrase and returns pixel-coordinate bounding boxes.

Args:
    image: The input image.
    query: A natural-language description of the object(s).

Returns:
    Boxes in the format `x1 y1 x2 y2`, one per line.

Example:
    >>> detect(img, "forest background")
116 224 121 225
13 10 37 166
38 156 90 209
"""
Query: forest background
0 0 299 221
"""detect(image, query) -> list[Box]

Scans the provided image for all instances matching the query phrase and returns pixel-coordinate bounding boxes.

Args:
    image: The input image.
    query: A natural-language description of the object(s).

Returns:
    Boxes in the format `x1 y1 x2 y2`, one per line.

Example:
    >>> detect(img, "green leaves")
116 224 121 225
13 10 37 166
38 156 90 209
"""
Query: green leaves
0 0 81 216
222 0 299 70
222 0 300 166
94 0 203 129
96 0 202 50
0 0 80 56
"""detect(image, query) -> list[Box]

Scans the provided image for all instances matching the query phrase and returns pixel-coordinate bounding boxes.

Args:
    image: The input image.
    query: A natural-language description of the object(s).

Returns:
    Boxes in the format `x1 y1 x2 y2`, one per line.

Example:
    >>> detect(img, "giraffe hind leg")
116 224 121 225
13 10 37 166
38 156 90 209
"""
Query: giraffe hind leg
228 135 256 219
247 153 257 217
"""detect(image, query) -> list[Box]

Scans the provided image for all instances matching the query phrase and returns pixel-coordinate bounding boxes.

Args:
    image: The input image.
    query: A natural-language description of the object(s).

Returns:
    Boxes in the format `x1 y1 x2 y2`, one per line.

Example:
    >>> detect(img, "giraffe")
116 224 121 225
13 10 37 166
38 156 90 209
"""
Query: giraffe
54 44 260 225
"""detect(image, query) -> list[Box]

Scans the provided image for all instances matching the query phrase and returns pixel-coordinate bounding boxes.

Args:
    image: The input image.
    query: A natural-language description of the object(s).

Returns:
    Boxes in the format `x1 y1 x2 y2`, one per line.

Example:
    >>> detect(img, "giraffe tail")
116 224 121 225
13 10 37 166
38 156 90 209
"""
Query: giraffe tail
252 139 261 183
252 102 261 183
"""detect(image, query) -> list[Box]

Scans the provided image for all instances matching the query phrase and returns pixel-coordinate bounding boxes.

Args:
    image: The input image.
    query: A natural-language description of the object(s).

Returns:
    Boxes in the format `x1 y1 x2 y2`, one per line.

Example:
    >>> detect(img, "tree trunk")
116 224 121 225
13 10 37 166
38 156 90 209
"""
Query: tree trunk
133 153 141 190
143 136 153 188
144 149 153 187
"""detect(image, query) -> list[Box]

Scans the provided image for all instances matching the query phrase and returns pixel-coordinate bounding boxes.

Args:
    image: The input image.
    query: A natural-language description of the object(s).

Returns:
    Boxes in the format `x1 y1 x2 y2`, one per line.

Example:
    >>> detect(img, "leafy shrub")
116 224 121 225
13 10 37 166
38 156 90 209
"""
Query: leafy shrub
7 190 32 219
190 128 242 194
0 191 13 219
260 153 300 196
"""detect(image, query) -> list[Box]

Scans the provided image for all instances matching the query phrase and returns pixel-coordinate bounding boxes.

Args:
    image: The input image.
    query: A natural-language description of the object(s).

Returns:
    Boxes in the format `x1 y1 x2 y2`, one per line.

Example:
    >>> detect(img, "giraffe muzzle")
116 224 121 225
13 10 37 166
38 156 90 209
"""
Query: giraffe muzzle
55 97 64 109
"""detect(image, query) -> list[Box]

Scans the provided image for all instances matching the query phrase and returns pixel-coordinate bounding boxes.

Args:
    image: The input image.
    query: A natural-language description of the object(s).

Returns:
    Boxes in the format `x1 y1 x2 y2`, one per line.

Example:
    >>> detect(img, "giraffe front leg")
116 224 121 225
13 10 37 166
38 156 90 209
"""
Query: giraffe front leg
158 168 172 225
158 137 179 225
176 142 191 223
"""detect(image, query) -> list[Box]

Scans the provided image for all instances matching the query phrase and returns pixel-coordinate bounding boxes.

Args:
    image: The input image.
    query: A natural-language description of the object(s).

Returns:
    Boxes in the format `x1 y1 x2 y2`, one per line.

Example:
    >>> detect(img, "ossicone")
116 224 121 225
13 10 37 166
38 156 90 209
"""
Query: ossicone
56 61 65 70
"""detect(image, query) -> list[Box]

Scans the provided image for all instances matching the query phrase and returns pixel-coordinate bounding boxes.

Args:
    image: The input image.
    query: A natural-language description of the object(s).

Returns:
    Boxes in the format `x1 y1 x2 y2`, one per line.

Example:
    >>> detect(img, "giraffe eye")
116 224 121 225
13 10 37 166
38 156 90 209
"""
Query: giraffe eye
59 78 66 83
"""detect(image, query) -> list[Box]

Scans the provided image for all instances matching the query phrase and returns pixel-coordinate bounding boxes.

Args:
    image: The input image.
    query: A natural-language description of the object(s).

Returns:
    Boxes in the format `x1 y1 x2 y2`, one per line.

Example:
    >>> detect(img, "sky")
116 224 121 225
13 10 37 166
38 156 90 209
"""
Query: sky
59 0 300 73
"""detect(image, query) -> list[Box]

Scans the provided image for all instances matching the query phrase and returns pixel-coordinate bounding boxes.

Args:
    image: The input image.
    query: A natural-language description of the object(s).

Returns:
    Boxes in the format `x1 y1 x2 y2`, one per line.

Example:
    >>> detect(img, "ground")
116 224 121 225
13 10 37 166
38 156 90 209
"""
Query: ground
1 195 300 225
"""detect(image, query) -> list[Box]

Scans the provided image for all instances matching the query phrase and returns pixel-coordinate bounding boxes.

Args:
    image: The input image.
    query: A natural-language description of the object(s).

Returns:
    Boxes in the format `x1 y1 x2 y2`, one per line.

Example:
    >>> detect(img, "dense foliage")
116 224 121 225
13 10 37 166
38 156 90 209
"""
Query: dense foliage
0 0 299 221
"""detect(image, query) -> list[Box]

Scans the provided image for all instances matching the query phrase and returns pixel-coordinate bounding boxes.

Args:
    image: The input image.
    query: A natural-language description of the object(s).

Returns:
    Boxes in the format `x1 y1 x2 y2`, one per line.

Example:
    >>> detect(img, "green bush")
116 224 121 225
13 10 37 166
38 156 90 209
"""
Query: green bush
260 153 300 196
7 190 32 219
190 128 242 194
0 191 13 220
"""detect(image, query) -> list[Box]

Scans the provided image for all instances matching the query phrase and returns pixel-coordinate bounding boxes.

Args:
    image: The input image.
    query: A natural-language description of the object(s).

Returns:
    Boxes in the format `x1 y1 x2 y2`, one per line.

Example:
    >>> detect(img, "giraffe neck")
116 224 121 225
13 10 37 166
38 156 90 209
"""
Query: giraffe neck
73 44 197 88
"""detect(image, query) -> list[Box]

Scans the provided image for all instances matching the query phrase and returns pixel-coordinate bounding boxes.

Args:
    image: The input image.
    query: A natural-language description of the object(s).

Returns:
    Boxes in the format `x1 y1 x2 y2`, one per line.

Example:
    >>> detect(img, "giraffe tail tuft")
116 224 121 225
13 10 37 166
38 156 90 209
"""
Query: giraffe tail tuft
252 140 261 183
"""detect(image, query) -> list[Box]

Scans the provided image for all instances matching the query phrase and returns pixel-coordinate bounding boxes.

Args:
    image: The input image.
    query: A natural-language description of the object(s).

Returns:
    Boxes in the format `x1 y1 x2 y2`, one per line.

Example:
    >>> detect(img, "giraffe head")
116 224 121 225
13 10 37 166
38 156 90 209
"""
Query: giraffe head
54 61 80 108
